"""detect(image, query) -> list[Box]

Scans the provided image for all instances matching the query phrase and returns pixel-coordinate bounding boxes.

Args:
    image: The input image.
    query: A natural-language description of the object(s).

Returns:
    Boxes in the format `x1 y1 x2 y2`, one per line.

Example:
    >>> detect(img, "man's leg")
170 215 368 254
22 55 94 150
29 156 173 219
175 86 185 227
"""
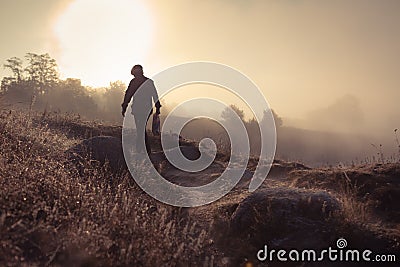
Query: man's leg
144 130 150 153
133 114 146 153
133 113 152 153
145 113 151 153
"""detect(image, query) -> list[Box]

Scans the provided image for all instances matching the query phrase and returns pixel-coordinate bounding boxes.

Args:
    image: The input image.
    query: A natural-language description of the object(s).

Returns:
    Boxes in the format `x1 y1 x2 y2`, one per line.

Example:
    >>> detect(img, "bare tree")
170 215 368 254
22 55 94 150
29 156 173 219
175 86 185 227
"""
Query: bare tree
1 57 24 93
4 57 24 82
24 53 59 94
221 104 245 122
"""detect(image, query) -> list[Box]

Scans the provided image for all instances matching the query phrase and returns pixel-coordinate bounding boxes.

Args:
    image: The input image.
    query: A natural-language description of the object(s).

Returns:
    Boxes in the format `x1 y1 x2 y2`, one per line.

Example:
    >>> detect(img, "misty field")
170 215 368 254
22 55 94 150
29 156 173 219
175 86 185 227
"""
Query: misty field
0 109 399 267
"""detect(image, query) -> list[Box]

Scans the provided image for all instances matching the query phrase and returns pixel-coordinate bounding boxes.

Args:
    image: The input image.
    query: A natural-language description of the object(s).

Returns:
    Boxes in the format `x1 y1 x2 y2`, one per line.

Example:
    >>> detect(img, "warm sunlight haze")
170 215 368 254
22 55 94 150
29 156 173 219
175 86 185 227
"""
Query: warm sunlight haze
0 0 399 140
1 1 400 266
54 0 154 87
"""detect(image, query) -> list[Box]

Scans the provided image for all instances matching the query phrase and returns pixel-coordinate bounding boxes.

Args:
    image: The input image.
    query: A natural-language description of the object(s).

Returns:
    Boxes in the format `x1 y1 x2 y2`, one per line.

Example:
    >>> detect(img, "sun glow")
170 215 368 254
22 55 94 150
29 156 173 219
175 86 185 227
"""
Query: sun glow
54 0 154 87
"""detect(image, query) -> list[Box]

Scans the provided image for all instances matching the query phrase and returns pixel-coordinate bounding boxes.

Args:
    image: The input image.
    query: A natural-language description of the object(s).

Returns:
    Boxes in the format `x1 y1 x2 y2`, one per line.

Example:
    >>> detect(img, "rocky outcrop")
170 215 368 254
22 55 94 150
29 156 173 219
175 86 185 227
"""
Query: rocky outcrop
66 136 203 174
230 188 340 249
66 136 127 172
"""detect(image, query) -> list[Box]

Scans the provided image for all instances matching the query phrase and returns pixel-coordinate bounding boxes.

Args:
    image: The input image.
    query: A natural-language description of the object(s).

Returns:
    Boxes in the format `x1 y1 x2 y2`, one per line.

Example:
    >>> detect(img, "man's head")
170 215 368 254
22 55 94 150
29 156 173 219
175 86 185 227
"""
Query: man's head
131 64 144 77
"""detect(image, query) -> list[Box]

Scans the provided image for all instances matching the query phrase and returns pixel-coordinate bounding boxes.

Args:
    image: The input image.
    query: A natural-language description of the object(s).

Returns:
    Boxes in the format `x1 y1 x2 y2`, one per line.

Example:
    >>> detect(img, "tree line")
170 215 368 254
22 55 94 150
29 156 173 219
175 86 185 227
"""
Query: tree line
1 53 126 122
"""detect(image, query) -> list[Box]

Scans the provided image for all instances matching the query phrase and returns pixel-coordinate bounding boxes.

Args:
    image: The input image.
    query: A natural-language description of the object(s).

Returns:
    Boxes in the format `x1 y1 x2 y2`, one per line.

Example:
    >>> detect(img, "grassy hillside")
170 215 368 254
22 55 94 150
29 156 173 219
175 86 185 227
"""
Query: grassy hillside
0 109 399 266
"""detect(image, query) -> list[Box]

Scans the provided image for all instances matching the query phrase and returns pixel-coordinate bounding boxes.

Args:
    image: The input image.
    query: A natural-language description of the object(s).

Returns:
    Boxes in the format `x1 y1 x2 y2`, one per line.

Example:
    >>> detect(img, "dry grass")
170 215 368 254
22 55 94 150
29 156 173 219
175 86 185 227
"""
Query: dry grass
0 110 211 266
288 163 400 245
1 109 399 267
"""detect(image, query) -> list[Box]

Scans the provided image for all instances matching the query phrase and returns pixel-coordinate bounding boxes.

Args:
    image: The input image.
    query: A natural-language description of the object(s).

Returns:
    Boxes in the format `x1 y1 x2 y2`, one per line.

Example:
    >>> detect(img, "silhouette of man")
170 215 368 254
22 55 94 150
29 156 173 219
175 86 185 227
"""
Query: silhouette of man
122 65 161 153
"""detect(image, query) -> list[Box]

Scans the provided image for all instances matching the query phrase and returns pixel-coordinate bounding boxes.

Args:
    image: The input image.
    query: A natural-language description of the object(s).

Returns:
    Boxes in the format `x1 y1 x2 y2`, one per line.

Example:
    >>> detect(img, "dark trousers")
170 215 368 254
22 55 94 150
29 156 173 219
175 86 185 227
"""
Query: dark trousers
133 112 151 153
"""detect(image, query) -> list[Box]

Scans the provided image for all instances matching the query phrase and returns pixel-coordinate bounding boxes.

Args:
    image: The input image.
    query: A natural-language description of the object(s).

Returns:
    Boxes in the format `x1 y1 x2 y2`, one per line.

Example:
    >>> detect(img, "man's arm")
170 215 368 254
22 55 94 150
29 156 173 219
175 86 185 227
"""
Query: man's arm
150 80 162 114
121 80 135 116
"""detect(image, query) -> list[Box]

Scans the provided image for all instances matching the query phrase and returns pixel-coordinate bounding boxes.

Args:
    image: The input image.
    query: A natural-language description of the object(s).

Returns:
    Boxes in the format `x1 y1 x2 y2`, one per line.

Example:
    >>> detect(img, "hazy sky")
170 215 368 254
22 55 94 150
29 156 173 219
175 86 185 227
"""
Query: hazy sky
0 0 399 136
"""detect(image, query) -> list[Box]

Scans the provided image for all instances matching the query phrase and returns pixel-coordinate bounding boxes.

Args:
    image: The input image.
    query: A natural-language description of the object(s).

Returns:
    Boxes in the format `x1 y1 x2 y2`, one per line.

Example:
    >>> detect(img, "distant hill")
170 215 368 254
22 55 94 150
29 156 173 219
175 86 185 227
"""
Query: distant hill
162 116 381 167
